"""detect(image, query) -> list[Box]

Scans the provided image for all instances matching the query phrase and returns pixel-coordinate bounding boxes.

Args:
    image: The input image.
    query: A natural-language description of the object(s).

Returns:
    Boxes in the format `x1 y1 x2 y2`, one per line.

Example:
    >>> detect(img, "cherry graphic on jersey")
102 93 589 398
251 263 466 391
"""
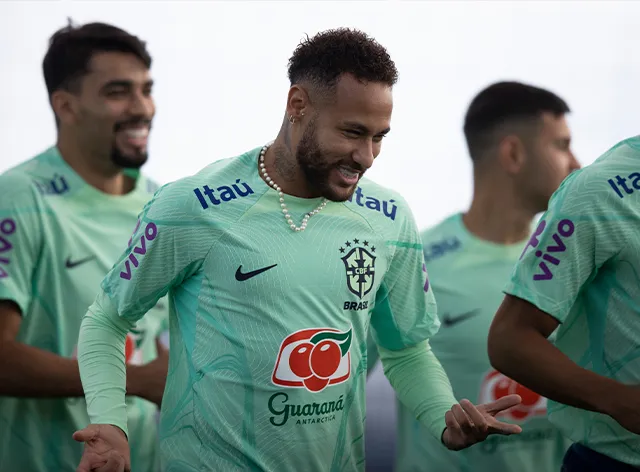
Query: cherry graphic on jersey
490 373 543 420
303 375 330 392
124 335 135 363
289 342 314 379
510 383 542 420
492 377 512 401
310 340 342 379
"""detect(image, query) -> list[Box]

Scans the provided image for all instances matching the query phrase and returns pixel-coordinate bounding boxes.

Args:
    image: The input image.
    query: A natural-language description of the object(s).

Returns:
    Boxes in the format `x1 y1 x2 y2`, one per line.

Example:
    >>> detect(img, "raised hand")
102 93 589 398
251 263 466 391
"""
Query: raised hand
441 394 523 451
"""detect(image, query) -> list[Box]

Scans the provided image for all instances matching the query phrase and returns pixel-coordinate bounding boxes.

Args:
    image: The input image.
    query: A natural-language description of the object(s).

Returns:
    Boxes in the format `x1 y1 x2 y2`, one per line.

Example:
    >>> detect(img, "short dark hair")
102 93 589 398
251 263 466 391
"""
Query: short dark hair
287 28 398 94
43 19 151 98
463 81 570 162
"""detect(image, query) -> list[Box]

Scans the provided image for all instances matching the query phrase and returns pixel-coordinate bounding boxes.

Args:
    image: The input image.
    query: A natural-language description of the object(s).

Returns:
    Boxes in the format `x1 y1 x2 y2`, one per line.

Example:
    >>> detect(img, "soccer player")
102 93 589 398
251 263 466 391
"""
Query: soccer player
488 132 640 472
73 28 524 472
380 81 581 472
0 22 168 472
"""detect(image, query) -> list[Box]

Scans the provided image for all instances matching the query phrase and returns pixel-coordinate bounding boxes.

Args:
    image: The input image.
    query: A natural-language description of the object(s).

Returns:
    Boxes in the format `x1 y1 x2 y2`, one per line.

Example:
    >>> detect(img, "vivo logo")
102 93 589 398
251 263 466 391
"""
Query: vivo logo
521 219 575 281
0 218 16 279
120 222 158 280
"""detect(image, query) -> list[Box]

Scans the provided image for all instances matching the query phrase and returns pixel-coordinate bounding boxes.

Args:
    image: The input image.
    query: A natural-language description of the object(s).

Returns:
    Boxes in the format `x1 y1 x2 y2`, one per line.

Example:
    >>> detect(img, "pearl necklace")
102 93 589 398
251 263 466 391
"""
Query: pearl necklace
259 143 328 232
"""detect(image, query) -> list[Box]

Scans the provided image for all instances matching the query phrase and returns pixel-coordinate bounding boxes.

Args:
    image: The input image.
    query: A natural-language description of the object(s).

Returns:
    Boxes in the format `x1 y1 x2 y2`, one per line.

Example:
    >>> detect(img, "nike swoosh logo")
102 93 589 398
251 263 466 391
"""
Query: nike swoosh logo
235 264 277 281
65 256 96 269
441 309 481 328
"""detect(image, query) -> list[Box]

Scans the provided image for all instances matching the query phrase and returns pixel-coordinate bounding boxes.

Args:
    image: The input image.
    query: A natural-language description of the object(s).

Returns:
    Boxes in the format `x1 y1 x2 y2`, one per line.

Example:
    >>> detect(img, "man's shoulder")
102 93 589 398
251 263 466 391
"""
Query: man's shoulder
0 147 62 202
549 151 639 217
420 214 465 264
344 177 411 226
146 148 264 222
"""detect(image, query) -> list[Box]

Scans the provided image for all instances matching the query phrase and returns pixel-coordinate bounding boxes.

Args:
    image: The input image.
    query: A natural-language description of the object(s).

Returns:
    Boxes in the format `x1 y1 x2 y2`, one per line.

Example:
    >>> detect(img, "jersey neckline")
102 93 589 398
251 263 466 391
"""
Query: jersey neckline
243 146 330 209
48 146 152 204
451 212 528 259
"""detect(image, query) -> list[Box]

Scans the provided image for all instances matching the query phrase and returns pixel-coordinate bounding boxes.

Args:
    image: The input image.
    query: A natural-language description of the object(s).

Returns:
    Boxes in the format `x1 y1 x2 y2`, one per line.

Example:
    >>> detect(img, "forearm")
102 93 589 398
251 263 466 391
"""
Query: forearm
379 341 456 440
488 326 622 416
0 342 84 397
78 292 133 436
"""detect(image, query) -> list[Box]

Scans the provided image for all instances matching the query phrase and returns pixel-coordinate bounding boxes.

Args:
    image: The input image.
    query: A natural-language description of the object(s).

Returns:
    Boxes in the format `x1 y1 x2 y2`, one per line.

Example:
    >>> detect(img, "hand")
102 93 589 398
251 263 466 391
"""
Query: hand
73 424 130 472
441 394 523 451
127 338 168 407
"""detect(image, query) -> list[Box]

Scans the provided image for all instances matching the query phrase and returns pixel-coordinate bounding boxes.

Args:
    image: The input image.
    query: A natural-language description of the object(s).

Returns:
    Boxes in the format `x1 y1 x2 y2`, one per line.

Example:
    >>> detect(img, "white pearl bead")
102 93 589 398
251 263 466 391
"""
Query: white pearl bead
259 142 328 232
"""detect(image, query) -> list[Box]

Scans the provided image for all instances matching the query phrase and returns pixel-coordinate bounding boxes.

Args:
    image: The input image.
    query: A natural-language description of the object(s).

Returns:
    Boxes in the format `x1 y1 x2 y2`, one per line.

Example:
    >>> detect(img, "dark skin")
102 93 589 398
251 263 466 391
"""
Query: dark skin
489 295 640 435
265 73 392 202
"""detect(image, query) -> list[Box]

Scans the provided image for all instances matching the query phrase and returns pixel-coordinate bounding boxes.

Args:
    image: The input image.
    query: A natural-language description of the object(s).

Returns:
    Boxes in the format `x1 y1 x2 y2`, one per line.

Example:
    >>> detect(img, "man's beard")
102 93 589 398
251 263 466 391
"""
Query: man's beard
295 121 360 202
110 144 148 169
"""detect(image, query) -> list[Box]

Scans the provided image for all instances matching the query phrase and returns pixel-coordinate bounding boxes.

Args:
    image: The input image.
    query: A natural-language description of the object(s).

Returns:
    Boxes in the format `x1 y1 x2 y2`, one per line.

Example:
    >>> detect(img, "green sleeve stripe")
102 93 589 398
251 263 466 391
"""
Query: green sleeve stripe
386 241 422 250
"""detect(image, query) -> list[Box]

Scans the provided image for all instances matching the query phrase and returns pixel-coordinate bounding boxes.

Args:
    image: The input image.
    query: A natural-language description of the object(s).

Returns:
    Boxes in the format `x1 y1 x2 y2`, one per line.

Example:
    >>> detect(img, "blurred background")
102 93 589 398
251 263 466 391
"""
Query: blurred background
2 1 639 470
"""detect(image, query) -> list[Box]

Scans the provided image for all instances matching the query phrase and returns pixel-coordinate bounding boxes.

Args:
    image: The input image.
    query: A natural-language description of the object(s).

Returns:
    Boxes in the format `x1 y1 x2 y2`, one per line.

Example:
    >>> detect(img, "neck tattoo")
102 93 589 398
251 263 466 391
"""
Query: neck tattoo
259 142 327 232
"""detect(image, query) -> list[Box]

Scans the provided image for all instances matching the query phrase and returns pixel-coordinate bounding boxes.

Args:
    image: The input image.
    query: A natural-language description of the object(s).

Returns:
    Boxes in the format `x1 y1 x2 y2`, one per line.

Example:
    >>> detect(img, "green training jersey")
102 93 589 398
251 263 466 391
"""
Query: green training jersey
505 136 640 466
0 147 168 472
394 214 571 472
97 145 438 472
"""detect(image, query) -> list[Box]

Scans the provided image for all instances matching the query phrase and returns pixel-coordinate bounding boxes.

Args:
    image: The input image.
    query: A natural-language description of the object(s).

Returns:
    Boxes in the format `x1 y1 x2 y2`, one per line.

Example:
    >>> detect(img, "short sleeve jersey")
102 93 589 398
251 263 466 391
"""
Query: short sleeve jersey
0 147 168 472
505 136 640 466
97 146 438 472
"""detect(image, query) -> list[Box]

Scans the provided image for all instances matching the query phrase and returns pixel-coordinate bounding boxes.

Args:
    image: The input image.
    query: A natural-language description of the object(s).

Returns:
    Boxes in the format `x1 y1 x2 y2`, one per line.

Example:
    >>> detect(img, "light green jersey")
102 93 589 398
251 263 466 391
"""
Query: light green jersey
95 145 438 472
0 147 168 472
505 136 640 466
394 214 571 472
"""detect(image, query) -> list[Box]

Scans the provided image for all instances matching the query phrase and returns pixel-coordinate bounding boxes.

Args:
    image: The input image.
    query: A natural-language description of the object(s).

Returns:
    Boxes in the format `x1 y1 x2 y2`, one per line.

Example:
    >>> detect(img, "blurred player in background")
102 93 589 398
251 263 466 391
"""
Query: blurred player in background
0 21 168 472
489 132 640 470
73 28 523 472
369 81 581 471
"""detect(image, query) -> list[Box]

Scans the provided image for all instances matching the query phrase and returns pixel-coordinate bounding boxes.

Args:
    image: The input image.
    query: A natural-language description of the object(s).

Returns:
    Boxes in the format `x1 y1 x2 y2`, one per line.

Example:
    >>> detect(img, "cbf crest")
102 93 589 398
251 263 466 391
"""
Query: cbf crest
340 239 376 299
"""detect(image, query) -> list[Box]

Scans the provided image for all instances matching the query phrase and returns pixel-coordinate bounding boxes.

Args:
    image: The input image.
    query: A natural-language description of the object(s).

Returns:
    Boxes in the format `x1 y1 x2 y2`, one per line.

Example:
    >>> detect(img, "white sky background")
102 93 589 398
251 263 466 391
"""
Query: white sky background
1 0 639 229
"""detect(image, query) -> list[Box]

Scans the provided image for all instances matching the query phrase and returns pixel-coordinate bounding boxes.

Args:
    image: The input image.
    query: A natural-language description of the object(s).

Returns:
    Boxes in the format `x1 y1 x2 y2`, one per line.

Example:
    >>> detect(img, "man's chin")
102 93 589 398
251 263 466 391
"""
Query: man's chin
111 151 148 170
322 183 358 202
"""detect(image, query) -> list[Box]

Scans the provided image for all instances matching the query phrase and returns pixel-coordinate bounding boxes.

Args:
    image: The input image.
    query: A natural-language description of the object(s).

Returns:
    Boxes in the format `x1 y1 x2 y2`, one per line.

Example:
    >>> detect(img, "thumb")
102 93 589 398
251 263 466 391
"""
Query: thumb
73 427 96 443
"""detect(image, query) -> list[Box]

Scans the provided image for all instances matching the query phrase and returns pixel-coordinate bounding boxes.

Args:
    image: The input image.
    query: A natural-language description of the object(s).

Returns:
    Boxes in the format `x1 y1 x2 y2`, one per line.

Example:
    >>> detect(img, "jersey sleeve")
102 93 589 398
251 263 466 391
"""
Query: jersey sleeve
370 198 440 351
505 169 628 322
0 174 42 315
100 180 213 322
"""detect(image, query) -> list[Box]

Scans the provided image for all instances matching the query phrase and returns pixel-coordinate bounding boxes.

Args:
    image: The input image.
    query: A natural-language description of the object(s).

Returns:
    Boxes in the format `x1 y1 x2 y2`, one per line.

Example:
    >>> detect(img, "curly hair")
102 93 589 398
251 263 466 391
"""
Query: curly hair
287 28 398 92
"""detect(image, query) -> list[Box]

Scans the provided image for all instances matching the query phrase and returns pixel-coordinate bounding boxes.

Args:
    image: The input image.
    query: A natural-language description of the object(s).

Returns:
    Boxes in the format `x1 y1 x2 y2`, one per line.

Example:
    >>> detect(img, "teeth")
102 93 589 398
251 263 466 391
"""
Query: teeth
123 128 148 138
339 166 358 178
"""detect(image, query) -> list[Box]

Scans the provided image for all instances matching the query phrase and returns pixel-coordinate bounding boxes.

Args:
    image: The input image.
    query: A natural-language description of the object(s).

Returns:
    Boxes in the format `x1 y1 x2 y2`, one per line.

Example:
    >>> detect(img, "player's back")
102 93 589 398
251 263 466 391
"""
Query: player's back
507 136 640 466
0 147 167 472
394 214 571 472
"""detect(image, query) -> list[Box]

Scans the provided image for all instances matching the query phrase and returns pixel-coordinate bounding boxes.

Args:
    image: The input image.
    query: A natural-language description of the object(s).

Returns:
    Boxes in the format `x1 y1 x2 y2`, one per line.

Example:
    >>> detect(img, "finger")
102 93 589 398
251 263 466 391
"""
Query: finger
482 394 522 415
444 410 462 436
95 452 125 472
488 418 523 435
75 453 105 472
460 399 488 436
73 427 97 443
451 403 475 436
445 409 462 439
